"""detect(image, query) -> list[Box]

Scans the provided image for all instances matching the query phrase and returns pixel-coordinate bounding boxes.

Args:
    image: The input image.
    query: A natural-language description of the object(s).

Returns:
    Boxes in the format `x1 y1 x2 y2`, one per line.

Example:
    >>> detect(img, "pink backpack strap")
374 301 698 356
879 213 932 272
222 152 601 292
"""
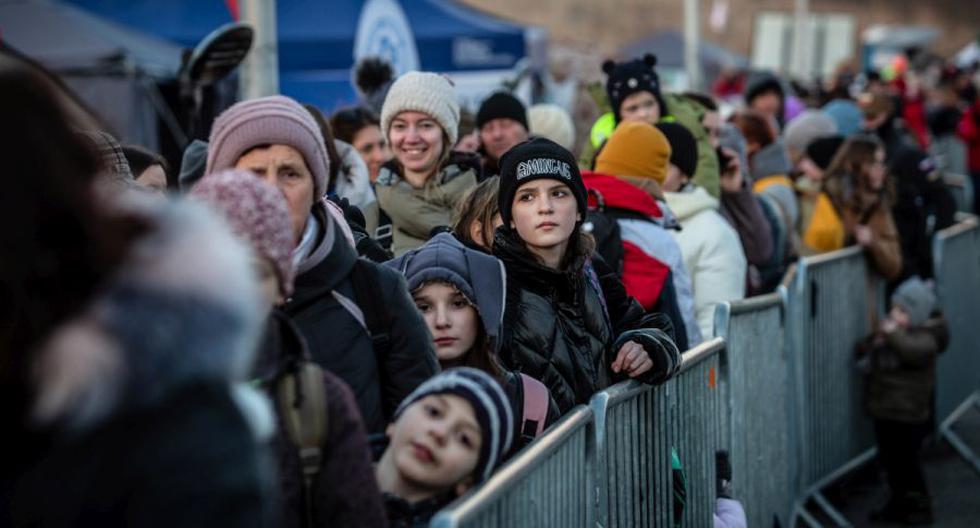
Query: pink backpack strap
520 373 549 438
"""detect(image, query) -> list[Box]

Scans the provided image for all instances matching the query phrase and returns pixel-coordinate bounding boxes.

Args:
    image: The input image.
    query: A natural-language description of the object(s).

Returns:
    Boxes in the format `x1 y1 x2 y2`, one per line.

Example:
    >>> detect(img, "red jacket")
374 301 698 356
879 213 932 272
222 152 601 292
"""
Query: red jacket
892 77 930 149
957 100 980 173
582 171 671 310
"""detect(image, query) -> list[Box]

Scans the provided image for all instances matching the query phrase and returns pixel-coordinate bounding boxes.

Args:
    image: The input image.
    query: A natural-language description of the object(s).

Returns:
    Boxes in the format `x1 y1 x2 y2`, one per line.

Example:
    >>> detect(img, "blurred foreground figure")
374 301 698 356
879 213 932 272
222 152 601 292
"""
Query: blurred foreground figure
0 58 277 527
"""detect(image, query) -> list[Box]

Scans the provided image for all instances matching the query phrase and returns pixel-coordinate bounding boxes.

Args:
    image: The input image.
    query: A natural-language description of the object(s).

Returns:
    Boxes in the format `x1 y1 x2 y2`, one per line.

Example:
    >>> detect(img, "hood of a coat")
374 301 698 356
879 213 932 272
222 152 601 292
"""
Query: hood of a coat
31 197 264 432
385 233 506 350
582 171 664 219
750 140 793 181
663 185 719 222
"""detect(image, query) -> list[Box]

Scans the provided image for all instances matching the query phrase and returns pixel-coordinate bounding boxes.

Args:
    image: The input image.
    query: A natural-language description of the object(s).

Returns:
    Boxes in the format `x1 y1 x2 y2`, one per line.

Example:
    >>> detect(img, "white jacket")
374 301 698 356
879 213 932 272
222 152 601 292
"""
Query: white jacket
333 140 376 211
618 218 703 347
664 186 747 339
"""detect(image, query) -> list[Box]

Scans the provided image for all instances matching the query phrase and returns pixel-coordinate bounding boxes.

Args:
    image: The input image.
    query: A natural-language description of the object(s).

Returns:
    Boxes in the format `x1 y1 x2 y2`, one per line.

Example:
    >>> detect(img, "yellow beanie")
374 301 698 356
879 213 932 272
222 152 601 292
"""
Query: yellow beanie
595 121 672 184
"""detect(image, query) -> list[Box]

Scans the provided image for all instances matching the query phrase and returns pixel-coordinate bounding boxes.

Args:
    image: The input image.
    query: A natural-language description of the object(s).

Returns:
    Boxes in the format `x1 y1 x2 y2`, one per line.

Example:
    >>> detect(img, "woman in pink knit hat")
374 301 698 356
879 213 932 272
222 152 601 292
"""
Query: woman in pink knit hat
191 169 387 528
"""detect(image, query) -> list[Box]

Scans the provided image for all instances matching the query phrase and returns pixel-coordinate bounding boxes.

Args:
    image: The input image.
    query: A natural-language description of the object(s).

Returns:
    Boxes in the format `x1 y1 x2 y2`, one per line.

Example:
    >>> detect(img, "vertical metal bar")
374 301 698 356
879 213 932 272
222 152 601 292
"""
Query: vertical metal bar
237 0 279 98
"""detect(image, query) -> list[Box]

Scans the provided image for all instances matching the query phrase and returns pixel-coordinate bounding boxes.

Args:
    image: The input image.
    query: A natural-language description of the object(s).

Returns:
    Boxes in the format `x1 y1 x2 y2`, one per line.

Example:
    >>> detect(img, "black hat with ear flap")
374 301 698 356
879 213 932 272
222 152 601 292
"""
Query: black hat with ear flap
496 137 587 229
603 53 666 123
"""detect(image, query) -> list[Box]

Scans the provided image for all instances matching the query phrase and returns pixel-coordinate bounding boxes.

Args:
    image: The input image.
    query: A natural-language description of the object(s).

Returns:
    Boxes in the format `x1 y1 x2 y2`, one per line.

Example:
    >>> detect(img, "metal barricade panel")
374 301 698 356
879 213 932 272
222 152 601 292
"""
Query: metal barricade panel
715 294 795 528
932 219 980 426
430 406 595 528
592 339 725 528
793 247 876 488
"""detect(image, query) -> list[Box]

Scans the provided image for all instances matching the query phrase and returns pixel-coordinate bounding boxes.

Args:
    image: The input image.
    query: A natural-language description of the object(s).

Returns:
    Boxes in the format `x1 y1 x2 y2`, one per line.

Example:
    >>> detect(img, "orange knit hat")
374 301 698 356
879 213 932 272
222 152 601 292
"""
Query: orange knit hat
594 121 672 183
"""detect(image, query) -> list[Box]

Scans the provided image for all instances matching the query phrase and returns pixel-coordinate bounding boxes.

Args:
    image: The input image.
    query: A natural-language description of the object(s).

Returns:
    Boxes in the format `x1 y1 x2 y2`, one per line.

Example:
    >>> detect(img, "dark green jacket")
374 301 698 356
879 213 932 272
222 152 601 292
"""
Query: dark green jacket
857 315 949 423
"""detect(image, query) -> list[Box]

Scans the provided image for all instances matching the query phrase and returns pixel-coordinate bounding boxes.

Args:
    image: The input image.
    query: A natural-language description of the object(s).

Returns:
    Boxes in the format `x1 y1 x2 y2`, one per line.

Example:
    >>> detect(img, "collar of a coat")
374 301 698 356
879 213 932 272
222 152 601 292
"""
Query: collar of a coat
287 203 359 309
492 227 588 298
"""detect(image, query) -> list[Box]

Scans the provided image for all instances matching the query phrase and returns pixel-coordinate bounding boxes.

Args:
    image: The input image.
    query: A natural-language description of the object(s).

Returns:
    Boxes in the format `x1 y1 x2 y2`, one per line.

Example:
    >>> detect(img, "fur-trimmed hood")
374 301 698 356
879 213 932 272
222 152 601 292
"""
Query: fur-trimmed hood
31 196 265 433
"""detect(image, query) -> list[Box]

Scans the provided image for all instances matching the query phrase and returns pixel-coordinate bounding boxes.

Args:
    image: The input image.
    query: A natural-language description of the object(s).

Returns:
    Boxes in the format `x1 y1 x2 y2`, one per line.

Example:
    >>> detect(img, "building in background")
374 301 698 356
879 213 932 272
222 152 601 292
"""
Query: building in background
460 0 978 81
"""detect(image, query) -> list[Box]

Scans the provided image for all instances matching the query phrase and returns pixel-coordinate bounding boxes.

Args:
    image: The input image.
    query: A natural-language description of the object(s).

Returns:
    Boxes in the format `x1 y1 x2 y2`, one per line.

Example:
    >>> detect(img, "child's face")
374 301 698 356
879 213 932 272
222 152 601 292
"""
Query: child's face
510 179 579 255
412 282 480 363
386 394 482 492
619 91 661 125
889 305 910 328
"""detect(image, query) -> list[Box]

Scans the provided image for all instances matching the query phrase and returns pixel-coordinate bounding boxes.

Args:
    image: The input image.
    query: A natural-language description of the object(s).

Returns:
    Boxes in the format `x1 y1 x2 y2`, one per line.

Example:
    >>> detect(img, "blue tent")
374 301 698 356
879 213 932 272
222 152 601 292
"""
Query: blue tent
65 0 530 110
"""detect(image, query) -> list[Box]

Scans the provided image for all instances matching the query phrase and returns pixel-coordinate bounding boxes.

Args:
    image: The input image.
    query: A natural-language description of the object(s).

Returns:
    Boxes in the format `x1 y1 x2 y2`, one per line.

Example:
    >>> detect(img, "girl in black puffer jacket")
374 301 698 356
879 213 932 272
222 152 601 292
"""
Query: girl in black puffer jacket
492 138 682 413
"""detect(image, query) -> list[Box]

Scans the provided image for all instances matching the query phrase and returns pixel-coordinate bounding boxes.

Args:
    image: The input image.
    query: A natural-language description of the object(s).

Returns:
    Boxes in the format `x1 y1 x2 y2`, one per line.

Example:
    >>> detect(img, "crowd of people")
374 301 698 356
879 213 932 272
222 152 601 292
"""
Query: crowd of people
3 41 978 526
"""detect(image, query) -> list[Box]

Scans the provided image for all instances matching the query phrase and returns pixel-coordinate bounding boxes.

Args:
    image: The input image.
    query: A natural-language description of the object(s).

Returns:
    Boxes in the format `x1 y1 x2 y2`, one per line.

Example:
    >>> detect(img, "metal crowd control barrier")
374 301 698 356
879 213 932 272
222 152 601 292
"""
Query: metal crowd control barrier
932 217 980 476
714 292 796 528
591 338 726 528
432 219 980 527
786 246 878 526
429 406 595 528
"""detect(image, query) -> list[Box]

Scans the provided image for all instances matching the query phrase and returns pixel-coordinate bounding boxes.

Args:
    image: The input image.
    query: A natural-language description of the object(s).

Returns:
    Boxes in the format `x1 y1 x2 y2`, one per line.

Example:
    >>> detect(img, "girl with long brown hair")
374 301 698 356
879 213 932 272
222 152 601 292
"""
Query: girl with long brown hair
823 136 903 280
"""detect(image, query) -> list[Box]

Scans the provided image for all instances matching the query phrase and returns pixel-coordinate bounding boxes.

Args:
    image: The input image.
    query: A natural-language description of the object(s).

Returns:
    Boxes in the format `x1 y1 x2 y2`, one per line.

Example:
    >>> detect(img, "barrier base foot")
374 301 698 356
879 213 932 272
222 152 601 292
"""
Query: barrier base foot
794 506 821 527
812 491 852 527
941 393 980 478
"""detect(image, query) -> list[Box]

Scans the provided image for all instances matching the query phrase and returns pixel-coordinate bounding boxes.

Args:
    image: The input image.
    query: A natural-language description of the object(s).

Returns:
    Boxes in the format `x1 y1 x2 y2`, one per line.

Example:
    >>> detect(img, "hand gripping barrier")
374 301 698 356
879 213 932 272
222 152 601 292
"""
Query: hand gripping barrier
714 292 796 528
429 405 595 528
590 338 726 528
785 246 879 526
932 217 980 476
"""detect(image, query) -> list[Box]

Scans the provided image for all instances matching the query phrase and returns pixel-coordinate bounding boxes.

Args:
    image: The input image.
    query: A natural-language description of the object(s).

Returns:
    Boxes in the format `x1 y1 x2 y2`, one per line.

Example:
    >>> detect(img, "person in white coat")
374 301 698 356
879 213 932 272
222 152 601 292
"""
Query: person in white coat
658 123 747 338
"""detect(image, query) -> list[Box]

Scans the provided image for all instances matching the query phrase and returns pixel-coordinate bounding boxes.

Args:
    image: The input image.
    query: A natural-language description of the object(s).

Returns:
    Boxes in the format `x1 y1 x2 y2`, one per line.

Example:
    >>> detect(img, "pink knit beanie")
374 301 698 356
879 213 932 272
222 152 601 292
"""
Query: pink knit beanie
206 95 330 199
190 169 296 297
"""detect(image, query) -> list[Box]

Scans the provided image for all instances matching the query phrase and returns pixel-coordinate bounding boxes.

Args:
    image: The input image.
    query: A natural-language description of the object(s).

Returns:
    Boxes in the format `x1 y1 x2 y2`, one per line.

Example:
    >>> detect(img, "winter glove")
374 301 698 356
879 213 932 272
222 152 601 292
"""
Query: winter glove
716 450 733 499
614 326 681 385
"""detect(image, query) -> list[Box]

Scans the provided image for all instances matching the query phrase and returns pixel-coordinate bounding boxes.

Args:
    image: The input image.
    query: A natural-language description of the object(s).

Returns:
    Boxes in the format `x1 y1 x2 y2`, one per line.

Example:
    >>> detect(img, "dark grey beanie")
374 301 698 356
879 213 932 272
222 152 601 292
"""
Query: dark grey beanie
891 276 936 327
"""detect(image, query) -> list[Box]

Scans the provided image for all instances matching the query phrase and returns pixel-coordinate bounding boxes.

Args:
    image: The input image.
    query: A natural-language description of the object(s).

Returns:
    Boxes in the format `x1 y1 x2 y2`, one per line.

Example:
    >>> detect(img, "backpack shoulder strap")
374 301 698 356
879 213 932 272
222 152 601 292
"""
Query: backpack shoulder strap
583 258 612 329
275 358 328 528
349 259 393 363
520 373 549 438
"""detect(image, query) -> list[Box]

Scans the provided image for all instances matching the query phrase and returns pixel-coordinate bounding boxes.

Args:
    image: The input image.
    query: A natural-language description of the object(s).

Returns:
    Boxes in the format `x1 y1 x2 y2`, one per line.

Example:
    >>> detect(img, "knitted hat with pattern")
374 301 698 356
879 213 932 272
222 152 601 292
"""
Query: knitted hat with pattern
393 368 514 483
190 169 296 297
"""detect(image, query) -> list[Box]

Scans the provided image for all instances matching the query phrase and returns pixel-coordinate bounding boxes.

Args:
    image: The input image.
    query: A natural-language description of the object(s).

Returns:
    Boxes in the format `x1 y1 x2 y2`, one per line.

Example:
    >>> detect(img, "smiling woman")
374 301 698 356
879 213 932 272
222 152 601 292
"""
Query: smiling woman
375 71 481 256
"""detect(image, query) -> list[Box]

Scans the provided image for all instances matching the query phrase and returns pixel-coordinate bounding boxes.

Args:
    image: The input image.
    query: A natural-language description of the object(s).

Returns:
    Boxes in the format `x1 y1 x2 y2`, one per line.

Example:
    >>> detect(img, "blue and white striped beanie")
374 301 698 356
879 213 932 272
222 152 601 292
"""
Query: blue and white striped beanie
394 368 514 483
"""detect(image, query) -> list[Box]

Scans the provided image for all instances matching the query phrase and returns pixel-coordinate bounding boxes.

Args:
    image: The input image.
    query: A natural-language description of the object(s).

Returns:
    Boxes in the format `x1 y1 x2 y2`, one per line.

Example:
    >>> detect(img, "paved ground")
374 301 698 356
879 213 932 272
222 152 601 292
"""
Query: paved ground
825 403 980 527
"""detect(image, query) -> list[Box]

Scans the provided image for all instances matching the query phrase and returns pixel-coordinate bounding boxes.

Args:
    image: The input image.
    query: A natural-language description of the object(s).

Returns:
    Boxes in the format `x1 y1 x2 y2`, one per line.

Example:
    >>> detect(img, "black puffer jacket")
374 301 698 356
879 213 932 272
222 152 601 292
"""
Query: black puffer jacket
493 228 681 413
874 120 957 284
284 203 439 434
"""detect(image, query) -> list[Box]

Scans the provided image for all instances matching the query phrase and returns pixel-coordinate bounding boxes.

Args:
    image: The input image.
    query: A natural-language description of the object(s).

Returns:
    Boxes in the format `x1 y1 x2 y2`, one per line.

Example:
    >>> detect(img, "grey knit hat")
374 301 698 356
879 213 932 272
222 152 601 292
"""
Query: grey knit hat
381 71 460 145
784 110 838 158
393 368 514 483
891 276 937 327
206 95 331 199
